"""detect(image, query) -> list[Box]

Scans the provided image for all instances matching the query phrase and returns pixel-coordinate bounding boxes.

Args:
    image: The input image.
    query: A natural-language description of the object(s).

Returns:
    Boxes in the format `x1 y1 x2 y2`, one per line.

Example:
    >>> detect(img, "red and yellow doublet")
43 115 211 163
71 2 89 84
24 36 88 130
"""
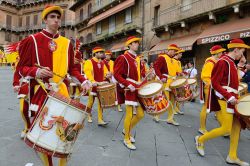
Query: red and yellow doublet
114 51 143 106
17 30 86 112
84 57 108 96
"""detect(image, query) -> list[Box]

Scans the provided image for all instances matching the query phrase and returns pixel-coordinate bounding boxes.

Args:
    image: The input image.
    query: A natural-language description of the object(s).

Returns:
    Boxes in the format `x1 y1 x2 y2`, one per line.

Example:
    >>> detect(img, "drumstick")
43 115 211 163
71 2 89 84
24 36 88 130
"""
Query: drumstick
239 100 250 103
124 88 141 91
34 64 65 79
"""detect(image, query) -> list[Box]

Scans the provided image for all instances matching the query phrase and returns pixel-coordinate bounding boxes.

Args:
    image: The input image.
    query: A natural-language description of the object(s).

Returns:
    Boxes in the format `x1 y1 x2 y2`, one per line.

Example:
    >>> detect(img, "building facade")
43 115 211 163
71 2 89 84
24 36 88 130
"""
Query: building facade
144 0 250 73
0 0 76 46
70 0 143 59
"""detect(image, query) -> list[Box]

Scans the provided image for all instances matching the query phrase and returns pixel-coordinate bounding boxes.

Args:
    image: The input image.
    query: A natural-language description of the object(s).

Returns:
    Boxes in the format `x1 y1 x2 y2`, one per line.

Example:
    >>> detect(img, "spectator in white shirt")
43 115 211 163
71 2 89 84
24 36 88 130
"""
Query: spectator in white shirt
187 61 197 78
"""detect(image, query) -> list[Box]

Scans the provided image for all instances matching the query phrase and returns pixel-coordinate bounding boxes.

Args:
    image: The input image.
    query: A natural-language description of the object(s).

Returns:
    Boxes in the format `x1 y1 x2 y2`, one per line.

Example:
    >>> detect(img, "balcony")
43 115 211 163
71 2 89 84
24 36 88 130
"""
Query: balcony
153 0 245 29
83 17 141 46
92 0 126 16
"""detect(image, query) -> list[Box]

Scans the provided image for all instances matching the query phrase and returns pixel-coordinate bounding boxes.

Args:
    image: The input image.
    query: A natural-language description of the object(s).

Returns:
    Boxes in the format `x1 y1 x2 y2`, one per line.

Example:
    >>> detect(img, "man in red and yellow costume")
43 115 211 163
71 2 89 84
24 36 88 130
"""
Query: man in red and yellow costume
16 5 91 166
153 44 180 126
198 45 225 135
114 36 145 150
195 39 250 166
84 46 111 126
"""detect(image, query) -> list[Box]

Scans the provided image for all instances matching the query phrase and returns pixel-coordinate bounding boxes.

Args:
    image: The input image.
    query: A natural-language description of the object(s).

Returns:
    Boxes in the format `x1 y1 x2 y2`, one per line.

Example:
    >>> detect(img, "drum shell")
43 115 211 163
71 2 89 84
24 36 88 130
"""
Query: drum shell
97 83 117 108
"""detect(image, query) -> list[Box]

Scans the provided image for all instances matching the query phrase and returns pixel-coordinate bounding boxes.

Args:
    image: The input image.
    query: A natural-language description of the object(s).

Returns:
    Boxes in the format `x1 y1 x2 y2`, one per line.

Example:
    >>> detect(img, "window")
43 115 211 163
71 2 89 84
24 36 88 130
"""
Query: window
5 32 11 42
19 36 23 41
96 0 101 7
86 33 92 42
181 0 192 11
154 5 160 26
79 36 84 43
61 12 66 25
26 15 30 27
6 15 12 29
34 15 38 25
96 22 102 35
80 8 84 21
88 3 92 17
125 8 132 23
109 16 115 34
18 17 22 27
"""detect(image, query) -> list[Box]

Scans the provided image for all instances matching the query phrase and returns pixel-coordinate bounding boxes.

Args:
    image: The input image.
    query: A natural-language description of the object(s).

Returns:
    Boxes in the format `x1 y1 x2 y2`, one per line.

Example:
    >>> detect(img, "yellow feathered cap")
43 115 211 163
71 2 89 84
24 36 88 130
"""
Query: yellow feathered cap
42 5 63 20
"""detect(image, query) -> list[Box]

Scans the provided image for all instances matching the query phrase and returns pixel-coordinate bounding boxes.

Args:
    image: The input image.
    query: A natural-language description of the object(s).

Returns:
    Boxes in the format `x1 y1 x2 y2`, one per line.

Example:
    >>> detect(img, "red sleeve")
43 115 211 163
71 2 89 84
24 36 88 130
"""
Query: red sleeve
68 43 86 83
13 69 21 87
153 56 168 79
16 36 39 78
114 56 131 87
141 62 146 78
211 60 233 100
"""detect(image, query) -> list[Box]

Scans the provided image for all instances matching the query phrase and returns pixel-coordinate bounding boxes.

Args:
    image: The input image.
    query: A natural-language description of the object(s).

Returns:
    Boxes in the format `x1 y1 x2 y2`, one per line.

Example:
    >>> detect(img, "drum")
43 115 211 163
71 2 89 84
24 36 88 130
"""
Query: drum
138 80 169 115
238 85 245 97
97 83 117 108
236 94 250 130
187 78 199 99
170 78 192 102
25 91 90 158
239 82 248 96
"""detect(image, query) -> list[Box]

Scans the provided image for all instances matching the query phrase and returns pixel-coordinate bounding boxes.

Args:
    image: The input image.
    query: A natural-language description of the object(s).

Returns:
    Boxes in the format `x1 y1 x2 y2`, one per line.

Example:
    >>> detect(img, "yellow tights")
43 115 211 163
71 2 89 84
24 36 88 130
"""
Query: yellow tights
124 105 144 141
87 95 104 123
199 100 233 143
38 152 67 166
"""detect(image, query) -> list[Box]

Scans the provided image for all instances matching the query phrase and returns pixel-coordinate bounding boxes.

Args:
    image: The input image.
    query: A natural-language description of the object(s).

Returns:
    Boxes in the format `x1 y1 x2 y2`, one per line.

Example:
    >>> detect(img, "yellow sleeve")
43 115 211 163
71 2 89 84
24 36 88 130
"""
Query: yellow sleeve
103 63 109 80
201 61 214 85
83 60 95 82
110 60 114 73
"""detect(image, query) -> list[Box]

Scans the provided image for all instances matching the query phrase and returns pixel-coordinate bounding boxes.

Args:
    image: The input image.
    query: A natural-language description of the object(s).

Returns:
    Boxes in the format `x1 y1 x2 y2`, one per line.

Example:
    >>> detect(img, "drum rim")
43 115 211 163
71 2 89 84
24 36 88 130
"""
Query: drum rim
138 80 163 98
187 78 197 85
236 94 250 117
25 136 69 158
96 83 116 90
170 78 187 88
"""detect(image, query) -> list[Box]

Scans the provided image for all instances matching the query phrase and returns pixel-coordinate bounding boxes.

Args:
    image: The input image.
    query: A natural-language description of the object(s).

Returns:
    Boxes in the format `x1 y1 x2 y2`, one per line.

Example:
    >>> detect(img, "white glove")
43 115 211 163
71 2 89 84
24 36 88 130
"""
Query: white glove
127 84 136 92
161 78 167 83
13 86 20 93
228 96 238 105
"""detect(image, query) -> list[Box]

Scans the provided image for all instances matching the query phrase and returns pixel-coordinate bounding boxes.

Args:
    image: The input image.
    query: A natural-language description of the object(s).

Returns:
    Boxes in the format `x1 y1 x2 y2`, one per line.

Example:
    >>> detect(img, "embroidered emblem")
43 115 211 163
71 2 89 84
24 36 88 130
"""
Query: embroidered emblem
48 40 57 52
97 63 101 69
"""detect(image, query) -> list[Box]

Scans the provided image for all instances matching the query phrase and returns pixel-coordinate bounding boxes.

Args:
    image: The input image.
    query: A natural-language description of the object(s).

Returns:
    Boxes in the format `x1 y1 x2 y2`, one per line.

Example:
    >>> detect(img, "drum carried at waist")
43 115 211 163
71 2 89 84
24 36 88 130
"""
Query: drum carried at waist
25 91 90 158
96 83 117 108
170 78 192 102
235 94 250 130
187 78 199 99
138 80 169 115
239 82 248 96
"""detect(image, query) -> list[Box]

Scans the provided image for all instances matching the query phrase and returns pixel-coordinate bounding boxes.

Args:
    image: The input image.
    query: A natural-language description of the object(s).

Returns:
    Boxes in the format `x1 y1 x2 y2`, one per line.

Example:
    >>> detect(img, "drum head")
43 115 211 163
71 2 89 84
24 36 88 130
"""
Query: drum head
237 95 250 116
170 78 186 88
240 82 248 89
138 81 162 96
238 86 244 92
187 78 196 85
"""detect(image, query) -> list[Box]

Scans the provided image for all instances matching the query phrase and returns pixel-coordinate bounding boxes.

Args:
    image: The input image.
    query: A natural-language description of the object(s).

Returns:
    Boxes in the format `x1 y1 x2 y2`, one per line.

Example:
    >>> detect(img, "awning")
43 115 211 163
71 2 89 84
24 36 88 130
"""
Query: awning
197 17 250 44
110 40 128 52
87 0 135 27
149 34 200 55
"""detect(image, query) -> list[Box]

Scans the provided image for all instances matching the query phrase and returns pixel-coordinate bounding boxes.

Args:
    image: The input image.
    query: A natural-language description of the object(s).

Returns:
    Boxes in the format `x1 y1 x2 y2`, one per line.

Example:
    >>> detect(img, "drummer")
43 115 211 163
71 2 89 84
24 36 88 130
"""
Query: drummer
199 45 225 135
103 50 123 112
84 46 111 126
16 5 91 166
114 36 145 150
172 48 185 115
69 40 83 101
153 44 180 126
195 39 250 166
